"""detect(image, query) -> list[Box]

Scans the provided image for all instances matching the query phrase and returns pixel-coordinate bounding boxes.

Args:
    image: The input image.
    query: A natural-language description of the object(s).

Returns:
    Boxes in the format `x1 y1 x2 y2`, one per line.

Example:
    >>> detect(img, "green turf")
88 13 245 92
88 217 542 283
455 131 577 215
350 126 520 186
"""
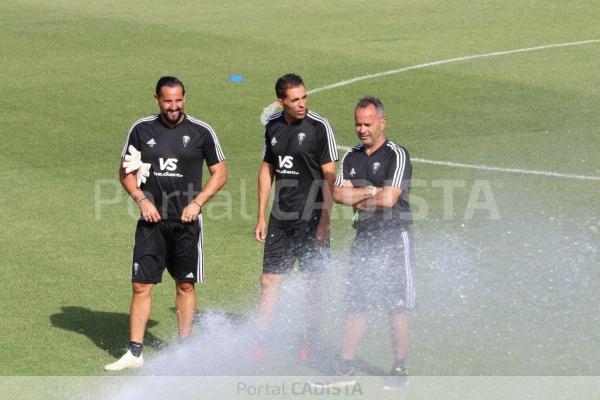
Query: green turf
1 0 599 382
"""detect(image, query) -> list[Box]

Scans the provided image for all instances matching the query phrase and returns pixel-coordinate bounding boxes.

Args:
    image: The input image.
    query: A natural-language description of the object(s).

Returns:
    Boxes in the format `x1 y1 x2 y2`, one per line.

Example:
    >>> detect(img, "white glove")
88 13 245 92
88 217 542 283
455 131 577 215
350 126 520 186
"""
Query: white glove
123 145 151 188
260 102 279 126
136 162 151 187
123 145 143 173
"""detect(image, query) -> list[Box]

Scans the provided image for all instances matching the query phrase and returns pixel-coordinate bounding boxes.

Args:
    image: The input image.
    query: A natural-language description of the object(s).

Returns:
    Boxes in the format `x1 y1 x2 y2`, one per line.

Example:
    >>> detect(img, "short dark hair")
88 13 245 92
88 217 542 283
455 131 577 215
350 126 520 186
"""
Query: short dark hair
275 73 304 99
355 96 384 117
155 76 185 97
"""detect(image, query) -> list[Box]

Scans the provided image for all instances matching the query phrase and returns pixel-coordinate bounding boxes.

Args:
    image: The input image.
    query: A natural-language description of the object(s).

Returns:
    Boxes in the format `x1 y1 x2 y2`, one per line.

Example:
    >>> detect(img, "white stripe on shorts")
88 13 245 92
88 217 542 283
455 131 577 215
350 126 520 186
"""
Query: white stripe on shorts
401 230 415 309
196 215 205 283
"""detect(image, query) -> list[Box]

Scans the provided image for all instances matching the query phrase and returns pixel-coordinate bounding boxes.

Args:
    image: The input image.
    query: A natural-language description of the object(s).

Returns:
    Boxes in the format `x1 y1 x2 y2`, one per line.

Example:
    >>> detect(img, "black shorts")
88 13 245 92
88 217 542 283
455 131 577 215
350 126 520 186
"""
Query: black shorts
131 218 204 284
262 220 329 274
345 226 414 313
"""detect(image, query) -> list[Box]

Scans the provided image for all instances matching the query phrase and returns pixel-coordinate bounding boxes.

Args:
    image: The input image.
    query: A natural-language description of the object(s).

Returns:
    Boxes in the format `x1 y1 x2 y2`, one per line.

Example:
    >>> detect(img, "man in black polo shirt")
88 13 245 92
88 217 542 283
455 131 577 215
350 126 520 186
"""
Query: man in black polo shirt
331 96 413 387
104 76 227 371
254 73 338 359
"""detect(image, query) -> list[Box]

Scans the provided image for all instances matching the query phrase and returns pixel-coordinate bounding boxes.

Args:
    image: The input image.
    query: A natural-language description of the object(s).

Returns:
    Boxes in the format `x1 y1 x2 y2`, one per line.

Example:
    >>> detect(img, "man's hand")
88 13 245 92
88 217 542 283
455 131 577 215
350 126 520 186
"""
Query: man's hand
139 199 161 223
255 218 267 243
355 186 383 211
180 202 201 224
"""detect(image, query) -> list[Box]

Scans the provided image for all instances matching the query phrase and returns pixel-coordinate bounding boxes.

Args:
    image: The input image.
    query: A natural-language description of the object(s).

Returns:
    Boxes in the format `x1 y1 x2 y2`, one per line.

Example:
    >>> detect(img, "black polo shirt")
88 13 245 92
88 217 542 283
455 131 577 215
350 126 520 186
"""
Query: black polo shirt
121 114 225 219
263 109 338 227
335 139 412 227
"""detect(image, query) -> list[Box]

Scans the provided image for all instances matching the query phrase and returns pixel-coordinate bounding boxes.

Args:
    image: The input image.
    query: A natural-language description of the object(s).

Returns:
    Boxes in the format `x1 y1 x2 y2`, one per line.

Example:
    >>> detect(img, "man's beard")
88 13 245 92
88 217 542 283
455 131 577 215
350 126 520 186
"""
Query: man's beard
163 109 182 123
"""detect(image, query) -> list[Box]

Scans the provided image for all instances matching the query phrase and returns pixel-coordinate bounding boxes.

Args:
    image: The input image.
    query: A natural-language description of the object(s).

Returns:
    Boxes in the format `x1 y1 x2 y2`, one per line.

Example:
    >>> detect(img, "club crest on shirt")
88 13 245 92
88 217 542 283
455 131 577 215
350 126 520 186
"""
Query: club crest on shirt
349 168 357 177
372 162 381 174
297 132 306 145
146 138 157 147
271 136 277 146
182 135 190 147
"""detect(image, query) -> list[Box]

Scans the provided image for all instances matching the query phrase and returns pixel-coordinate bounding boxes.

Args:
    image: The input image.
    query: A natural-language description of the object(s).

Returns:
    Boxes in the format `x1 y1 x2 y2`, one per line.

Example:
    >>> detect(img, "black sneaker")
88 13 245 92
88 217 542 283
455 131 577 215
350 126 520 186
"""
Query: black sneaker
382 364 408 390
310 360 357 388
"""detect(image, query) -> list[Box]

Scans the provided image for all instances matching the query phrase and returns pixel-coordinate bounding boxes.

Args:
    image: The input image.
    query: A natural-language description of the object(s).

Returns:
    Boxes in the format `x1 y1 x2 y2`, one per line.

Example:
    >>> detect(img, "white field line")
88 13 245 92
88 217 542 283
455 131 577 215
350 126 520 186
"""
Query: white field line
337 145 600 181
307 39 600 95
261 39 600 181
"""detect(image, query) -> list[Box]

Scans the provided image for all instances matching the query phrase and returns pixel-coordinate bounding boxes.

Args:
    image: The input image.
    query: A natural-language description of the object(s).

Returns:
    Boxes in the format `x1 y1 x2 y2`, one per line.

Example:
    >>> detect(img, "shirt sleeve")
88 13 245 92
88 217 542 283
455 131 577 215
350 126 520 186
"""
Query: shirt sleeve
121 122 142 157
202 126 226 166
334 149 352 186
384 145 411 189
316 119 339 165
262 124 275 164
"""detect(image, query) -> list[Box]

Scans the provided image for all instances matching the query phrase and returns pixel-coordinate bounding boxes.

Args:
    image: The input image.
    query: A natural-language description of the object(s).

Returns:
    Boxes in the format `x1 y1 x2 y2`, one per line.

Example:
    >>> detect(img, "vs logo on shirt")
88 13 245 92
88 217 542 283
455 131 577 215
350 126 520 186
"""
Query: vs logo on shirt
159 158 179 171
278 155 294 169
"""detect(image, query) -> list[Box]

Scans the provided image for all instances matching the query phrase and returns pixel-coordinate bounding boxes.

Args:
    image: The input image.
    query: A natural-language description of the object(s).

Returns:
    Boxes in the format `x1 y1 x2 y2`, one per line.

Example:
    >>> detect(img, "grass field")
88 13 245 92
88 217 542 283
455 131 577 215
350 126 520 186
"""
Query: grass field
2 0 600 388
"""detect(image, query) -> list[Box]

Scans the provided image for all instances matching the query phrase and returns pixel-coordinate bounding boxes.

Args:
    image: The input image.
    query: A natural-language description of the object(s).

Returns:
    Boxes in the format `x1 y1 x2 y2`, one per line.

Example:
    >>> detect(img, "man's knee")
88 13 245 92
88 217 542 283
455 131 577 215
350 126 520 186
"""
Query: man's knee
176 281 195 295
260 273 283 290
132 282 153 297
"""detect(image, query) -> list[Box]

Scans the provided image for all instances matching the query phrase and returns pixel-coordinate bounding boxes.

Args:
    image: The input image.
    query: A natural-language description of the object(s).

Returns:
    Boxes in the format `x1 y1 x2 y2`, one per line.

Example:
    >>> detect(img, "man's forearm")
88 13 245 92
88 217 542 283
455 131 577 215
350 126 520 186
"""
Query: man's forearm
319 180 334 226
257 163 273 220
332 186 377 206
356 187 402 211
192 162 227 208
119 163 145 203
318 161 337 225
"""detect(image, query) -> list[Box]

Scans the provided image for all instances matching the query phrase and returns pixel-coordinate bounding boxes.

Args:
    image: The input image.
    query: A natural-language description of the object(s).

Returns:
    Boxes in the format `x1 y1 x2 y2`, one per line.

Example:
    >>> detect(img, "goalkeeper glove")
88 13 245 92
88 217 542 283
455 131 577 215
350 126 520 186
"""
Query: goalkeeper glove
123 145 151 188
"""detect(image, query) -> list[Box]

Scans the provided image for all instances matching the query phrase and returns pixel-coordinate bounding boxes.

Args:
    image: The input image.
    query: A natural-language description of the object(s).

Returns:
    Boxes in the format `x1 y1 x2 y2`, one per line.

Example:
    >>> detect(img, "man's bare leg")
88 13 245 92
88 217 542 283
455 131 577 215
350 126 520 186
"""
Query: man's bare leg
341 312 367 361
103 282 152 370
258 273 284 330
175 280 196 338
130 282 153 343
304 271 322 333
389 310 410 362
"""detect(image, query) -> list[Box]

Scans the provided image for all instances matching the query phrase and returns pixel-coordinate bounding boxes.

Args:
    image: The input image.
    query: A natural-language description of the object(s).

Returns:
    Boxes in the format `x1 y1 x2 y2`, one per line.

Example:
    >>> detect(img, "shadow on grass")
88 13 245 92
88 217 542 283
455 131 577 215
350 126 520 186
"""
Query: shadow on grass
50 306 166 358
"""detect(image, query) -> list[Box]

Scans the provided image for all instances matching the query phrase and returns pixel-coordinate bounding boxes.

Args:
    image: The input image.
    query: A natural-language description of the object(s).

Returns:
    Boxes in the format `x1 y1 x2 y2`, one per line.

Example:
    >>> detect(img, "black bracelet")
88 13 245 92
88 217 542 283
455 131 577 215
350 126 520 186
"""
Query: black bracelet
136 196 148 205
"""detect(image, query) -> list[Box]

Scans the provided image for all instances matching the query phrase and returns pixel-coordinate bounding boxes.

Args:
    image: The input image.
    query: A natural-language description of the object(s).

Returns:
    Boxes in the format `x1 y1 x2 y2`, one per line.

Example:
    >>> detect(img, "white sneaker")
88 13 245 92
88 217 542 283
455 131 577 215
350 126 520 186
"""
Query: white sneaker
103 350 143 371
